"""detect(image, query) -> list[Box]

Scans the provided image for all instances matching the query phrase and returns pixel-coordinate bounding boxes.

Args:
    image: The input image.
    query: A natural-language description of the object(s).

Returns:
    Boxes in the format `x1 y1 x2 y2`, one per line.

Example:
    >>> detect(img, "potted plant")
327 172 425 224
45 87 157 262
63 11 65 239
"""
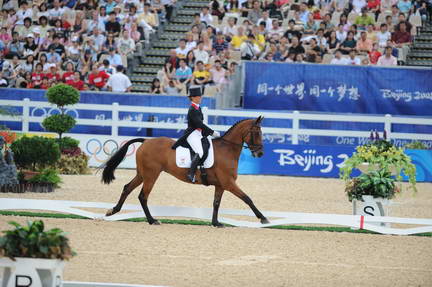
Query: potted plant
18 168 62 193
0 220 75 286
53 137 89 175
11 136 61 192
340 130 417 193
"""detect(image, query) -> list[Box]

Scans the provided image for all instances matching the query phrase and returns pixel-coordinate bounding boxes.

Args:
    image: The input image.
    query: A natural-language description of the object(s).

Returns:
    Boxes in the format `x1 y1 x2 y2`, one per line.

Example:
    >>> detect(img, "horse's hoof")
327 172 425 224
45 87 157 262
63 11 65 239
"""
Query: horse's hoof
261 218 270 224
105 209 114 216
212 222 224 228
150 220 161 225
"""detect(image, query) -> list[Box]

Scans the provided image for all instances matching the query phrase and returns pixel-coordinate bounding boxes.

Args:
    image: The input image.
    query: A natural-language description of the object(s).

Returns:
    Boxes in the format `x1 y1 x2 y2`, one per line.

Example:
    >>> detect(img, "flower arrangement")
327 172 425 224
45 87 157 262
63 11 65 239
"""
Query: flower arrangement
0 220 75 260
340 130 417 200
0 130 17 145
345 169 400 202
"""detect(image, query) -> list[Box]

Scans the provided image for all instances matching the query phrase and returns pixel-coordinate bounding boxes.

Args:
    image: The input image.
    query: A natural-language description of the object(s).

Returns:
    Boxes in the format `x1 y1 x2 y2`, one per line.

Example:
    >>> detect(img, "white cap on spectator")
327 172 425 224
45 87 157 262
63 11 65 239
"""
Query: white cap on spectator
27 33 34 38
47 63 57 69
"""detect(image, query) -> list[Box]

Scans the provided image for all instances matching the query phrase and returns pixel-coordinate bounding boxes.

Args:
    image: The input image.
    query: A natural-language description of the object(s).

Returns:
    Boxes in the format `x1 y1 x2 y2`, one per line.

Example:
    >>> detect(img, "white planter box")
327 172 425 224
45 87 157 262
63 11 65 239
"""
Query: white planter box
0 257 65 287
353 195 391 228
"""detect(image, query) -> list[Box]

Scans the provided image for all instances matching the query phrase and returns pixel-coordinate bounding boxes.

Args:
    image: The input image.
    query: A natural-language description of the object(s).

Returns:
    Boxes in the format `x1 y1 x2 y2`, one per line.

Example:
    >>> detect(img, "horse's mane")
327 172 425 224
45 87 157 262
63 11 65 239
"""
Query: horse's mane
221 118 251 138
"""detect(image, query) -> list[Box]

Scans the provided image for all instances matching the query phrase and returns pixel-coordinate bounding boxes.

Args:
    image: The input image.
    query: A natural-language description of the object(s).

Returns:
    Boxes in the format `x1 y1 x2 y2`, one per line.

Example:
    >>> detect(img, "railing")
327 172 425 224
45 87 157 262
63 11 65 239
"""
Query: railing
0 98 431 144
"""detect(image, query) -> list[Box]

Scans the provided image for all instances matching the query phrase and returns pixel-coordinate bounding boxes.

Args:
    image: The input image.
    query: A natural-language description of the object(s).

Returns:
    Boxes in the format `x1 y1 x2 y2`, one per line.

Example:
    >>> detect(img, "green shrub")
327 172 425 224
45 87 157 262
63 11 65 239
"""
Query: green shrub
0 220 75 260
43 84 80 141
11 136 60 171
59 136 79 150
28 168 62 187
46 84 80 107
404 141 428 150
42 114 76 139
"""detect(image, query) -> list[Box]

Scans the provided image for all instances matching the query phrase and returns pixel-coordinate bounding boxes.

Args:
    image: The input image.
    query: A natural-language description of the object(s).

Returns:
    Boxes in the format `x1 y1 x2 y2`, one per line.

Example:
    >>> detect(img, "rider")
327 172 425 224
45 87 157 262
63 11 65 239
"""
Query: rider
172 87 220 182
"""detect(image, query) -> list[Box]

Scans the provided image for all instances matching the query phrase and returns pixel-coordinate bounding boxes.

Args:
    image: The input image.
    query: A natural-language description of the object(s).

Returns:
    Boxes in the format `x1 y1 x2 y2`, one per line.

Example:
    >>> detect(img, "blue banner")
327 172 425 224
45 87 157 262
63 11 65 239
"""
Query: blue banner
244 62 432 116
238 144 432 182
0 88 215 137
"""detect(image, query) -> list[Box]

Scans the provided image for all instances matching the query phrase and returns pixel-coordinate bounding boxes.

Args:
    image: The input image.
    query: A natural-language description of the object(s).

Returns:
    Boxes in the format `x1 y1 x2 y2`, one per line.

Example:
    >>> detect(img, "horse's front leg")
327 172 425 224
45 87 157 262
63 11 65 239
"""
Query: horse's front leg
226 182 270 224
212 186 225 227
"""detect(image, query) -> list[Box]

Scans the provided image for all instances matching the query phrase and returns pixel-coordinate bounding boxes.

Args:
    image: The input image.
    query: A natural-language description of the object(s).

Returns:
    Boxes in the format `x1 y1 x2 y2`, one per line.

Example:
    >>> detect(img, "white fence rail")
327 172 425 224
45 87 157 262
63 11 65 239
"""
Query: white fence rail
0 98 431 144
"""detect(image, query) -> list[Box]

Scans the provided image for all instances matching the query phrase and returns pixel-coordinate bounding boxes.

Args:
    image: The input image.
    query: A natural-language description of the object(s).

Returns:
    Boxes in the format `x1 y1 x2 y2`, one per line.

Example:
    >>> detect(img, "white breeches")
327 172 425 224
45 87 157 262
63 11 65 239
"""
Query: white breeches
186 129 204 158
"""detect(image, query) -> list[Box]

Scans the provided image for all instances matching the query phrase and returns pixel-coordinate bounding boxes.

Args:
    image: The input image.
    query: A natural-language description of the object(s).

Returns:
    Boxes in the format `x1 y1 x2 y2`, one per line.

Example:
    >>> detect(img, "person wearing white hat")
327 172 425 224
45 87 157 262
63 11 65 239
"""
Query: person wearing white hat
23 34 39 57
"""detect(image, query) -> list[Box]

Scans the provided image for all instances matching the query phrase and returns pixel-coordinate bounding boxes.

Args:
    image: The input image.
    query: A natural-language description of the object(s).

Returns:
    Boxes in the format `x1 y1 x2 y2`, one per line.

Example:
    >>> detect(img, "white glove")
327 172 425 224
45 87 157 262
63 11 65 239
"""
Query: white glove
212 131 220 138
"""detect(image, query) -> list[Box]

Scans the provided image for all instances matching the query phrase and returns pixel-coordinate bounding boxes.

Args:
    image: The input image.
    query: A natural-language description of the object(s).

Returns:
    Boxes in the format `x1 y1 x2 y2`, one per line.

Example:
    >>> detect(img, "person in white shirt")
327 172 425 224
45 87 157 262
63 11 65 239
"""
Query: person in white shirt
49 0 65 23
268 19 284 38
107 65 132 92
16 1 33 25
330 50 349 65
118 30 136 56
200 7 213 25
377 23 391 48
347 50 361 65
256 11 272 31
352 0 367 13
336 24 347 42
175 39 190 59
222 17 238 39
377 46 398 66
193 41 209 64
240 34 260 60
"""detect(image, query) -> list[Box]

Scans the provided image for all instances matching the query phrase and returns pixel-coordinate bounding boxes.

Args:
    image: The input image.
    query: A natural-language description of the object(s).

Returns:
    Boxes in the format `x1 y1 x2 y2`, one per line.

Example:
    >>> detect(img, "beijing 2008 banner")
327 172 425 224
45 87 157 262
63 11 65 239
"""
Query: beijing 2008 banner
244 62 432 116
238 143 432 182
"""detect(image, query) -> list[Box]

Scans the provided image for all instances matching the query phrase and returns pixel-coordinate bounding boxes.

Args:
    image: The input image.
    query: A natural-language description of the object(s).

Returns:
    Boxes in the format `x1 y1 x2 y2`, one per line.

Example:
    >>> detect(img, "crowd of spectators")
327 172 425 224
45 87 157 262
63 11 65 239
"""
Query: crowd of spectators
158 0 430 95
0 0 430 94
0 0 175 91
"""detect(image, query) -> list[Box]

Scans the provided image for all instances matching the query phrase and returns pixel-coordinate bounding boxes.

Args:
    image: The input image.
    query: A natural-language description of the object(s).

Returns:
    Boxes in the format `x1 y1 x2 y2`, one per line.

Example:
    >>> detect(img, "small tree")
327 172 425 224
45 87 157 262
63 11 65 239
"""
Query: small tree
42 84 80 142
11 136 61 171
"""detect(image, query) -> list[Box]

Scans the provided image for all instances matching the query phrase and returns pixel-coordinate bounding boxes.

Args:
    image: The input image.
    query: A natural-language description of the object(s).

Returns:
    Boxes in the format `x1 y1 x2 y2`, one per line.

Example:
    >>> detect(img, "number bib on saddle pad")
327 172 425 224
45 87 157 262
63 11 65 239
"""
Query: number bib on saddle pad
175 136 214 168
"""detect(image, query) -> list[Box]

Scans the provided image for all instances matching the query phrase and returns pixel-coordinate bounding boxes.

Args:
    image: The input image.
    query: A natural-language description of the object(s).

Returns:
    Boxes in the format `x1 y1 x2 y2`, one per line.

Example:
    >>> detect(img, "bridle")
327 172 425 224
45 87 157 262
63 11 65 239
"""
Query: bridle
221 124 263 153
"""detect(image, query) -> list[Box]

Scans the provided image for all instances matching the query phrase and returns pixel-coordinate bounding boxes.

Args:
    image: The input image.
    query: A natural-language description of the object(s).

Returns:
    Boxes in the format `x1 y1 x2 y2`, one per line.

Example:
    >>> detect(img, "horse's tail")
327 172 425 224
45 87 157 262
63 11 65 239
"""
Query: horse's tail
101 138 145 185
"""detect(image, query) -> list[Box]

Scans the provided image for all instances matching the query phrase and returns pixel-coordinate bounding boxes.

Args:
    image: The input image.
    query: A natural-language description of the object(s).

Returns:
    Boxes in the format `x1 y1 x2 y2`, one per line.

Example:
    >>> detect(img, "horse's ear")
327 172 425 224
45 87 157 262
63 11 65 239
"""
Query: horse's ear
255 116 264 125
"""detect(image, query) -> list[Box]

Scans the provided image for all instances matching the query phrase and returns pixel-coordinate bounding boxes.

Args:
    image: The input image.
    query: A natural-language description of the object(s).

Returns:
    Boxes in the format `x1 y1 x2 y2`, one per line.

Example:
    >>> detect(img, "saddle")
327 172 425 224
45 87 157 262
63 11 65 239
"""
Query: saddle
175 136 214 169
175 136 214 186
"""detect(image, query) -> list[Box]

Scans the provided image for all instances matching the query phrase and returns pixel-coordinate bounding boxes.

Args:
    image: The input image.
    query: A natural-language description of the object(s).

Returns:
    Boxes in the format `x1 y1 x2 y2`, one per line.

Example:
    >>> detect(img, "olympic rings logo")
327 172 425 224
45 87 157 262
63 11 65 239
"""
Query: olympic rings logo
85 138 137 163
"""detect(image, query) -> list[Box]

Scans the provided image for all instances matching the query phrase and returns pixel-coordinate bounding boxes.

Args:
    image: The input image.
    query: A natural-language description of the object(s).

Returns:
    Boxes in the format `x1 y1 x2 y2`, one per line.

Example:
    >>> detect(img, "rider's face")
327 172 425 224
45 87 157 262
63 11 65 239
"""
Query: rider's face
191 96 202 105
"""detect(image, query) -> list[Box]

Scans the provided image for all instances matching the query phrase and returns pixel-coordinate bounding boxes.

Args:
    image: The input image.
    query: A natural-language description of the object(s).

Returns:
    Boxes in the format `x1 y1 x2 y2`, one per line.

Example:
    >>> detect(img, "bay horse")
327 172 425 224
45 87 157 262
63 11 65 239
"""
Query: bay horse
101 116 269 227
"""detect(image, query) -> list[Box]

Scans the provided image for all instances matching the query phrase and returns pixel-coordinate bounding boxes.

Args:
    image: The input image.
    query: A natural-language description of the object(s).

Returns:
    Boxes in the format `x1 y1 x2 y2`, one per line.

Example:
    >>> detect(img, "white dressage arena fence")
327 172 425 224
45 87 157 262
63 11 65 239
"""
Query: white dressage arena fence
1 198 431 236
0 98 431 145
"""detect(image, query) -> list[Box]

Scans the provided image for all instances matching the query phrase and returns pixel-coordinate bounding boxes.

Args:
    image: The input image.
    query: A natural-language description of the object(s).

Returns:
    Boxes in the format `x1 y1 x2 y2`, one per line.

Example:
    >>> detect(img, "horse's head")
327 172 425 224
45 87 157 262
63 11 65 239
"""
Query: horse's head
245 116 264 158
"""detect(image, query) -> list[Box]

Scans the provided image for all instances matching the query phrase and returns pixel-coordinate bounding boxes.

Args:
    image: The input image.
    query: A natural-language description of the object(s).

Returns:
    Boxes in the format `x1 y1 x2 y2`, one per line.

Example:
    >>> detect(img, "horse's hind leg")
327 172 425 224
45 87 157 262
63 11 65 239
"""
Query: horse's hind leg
226 182 269 224
138 170 161 225
106 175 143 216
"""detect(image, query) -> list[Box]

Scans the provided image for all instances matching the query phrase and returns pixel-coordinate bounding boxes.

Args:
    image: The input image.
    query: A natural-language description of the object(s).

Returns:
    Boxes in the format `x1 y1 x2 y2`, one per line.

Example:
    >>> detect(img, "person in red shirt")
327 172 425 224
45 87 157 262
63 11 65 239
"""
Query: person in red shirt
66 71 84 90
40 77 50 89
88 65 110 90
62 62 75 82
391 21 411 47
368 43 382 64
367 0 381 21
31 63 45 88
46 65 61 83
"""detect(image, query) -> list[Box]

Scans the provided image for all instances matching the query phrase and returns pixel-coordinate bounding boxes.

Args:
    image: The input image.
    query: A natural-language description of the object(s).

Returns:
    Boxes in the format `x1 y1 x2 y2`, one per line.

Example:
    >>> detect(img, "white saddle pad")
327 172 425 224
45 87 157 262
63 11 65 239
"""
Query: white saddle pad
175 137 214 168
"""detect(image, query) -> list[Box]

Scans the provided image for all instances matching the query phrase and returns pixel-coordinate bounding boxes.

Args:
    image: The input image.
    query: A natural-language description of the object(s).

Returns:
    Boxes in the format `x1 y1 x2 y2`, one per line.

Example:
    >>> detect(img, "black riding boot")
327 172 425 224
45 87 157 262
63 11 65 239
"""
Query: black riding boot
187 154 201 183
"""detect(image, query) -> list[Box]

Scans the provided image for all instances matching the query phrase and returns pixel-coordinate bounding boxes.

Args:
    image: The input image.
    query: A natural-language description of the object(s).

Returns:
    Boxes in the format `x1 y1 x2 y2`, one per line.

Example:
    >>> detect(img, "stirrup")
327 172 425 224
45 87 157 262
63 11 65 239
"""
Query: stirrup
187 173 196 183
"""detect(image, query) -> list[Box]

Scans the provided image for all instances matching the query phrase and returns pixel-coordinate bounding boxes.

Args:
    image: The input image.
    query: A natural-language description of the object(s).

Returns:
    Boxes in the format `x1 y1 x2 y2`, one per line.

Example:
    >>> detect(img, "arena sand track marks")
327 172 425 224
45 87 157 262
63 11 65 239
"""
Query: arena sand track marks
0 169 431 219
0 217 431 287
0 170 431 286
